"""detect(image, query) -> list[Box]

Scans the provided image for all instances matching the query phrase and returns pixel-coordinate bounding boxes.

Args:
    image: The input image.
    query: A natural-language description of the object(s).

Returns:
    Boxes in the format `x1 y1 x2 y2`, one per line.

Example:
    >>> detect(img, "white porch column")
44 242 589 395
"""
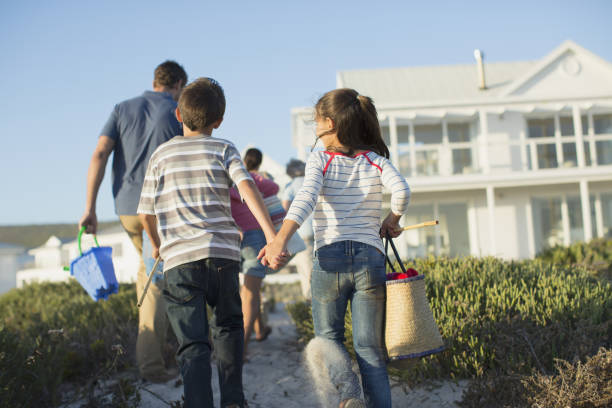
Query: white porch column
486 186 496 255
389 116 399 169
441 118 451 176
467 199 479 256
594 193 604 238
478 110 490 174
554 113 564 166
580 180 593 241
409 121 417 176
561 196 571 246
519 127 528 171
572 106 586 168
433 202 441 256
525 198 536 258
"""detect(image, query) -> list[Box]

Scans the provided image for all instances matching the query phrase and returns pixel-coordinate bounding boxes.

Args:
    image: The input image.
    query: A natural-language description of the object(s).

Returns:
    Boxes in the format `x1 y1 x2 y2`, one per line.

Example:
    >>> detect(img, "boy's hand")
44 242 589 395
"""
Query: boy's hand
258 243 290 270
380 212 402 238
79 211 98 234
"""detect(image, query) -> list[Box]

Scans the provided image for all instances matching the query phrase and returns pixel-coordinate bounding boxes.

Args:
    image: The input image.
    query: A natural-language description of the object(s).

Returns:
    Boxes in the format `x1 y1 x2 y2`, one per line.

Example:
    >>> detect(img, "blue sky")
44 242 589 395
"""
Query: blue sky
0 0 610 225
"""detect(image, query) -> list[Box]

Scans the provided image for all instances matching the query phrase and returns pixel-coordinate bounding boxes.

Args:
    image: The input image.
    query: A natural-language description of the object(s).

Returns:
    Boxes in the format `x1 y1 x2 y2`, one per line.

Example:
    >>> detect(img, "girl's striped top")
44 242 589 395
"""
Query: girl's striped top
285 150 411 253
137 135 251 272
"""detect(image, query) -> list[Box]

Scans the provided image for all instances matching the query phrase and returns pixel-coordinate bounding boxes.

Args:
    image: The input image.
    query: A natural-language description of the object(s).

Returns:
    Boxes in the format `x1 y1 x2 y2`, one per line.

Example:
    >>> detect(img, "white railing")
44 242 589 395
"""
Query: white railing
395 133 612 178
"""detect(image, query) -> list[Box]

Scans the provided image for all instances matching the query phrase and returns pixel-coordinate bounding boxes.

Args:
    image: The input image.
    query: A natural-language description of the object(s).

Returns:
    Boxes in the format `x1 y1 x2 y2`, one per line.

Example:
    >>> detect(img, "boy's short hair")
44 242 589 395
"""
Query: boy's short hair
154 60 187 88
178 78 226 132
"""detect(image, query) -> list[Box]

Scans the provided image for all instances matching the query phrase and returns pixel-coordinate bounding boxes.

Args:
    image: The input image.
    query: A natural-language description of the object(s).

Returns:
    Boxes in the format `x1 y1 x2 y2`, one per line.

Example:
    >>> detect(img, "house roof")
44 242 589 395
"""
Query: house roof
335 41 612 107
337 60 536 106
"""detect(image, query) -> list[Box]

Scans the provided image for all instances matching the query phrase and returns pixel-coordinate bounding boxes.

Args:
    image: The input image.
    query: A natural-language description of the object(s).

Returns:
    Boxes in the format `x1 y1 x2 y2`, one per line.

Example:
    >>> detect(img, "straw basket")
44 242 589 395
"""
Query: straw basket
384 237 444 368
69 226 118 301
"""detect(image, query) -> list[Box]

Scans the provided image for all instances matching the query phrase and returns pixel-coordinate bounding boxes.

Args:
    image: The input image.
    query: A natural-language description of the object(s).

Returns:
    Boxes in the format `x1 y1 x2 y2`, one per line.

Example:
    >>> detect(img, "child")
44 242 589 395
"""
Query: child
137 78 286 408
260 88 411 408
229 148 283 354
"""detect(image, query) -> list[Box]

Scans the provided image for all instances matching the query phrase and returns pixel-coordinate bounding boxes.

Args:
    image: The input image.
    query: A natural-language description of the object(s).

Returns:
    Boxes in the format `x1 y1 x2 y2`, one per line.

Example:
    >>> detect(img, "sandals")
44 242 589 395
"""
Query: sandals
254 326 272 342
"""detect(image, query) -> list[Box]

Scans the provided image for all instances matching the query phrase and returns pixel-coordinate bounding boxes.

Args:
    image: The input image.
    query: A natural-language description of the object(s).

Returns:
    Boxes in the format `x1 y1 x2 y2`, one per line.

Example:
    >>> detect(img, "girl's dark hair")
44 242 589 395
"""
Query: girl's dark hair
314 88 389 158
244 148 263 171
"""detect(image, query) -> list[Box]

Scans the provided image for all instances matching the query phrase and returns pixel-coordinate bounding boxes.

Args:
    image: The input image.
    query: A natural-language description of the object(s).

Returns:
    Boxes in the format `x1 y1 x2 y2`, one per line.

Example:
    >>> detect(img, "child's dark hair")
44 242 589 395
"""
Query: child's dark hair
314 88 389 158
154 60 187 88
286 158 306 178
178 77 225 132
244 148 263 171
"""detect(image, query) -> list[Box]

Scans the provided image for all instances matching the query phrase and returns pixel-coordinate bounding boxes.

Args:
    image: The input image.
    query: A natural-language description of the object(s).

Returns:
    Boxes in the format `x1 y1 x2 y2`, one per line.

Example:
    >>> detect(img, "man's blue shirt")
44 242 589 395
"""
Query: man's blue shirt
100 90 181 215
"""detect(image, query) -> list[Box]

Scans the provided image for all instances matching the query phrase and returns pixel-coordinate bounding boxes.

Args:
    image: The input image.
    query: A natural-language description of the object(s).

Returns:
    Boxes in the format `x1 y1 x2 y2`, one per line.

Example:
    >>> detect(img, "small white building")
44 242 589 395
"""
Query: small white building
0 243 29 294
290 40 612 259
16 224 140 288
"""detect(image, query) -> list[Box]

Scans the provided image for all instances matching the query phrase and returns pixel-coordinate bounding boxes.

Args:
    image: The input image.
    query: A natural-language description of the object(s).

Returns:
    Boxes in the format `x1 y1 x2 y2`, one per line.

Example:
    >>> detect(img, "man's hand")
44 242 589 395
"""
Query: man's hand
380 212 402 238
79 211 98 234
152 245 160 260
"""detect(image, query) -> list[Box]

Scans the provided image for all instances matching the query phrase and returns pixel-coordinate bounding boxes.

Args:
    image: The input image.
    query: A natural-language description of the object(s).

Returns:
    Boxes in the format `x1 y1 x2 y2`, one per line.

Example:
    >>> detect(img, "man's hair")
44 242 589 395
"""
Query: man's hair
178 78 226 132
244 148 263 171
286 158 305 178
154 60 187 88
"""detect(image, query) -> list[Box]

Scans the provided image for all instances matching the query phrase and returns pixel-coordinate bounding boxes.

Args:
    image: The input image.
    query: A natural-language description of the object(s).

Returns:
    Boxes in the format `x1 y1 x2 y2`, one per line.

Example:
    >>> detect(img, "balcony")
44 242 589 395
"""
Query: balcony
381 112 612 180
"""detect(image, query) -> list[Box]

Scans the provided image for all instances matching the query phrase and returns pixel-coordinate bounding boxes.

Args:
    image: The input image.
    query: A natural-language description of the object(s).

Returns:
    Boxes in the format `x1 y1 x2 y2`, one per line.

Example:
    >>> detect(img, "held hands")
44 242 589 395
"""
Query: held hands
380 212 403 238
258 240 290 270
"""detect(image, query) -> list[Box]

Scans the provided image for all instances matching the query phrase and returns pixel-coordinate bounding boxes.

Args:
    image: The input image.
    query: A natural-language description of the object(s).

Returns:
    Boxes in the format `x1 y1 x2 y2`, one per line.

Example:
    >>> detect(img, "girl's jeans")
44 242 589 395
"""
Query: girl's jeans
311 240 391 408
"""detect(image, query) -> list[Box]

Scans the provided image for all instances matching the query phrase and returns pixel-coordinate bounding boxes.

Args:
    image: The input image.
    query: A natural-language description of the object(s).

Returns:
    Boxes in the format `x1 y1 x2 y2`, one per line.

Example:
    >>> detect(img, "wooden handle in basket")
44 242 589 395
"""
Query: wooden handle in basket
401 220 439 231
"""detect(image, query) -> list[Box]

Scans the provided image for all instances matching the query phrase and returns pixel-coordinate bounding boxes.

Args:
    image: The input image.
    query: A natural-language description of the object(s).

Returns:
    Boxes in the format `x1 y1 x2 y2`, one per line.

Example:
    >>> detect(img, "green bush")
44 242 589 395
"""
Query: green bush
537 238 612 281
286 257 611 385
0 281 138 408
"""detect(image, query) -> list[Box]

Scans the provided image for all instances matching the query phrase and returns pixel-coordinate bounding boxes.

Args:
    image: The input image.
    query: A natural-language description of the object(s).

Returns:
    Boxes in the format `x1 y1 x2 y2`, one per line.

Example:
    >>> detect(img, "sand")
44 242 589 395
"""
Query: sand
132 303 467 408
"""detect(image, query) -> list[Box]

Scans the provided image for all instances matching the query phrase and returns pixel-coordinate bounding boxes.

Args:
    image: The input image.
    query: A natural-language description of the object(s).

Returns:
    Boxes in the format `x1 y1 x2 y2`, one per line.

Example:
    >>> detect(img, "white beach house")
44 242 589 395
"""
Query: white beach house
290 40 612 259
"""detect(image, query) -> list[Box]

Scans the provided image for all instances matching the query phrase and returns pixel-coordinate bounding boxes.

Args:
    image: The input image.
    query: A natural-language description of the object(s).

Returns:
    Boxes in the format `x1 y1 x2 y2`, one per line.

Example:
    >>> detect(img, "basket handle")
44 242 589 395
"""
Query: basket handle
78 225 100 256
384 233 407 275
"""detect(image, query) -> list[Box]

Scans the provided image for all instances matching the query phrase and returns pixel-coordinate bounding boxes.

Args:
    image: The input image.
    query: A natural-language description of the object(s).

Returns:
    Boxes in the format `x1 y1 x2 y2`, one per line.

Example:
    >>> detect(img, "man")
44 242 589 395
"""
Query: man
79 60 187 383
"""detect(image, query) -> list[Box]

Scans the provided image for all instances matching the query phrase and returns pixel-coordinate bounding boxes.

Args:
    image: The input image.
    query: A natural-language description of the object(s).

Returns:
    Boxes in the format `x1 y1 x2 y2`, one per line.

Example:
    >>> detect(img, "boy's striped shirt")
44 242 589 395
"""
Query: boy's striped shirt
285 151 410 253
137 135 251 272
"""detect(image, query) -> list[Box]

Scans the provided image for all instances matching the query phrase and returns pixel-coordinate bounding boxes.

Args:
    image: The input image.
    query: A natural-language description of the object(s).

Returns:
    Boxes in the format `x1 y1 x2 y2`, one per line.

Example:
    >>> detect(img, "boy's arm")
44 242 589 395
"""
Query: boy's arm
139 213 161 259
236 179 276 242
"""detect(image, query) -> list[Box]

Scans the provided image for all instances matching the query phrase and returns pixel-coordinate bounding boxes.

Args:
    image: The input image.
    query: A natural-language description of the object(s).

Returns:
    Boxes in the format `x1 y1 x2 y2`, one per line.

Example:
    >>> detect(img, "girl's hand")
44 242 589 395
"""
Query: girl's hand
258 241 289 270
380 212 402 238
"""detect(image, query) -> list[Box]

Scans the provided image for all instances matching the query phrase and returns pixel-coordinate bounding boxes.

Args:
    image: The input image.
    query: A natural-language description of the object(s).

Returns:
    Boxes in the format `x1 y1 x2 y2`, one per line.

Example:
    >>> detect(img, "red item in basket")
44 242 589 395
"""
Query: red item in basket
387 268 419 280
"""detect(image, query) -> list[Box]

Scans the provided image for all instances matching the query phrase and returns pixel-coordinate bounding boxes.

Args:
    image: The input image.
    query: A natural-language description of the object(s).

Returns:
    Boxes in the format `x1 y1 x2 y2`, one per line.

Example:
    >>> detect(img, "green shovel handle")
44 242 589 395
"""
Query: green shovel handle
78 225 100 256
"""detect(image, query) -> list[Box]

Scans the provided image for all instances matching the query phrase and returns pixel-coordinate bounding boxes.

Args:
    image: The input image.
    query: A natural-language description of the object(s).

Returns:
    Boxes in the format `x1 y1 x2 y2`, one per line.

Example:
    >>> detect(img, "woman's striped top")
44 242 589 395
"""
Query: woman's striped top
285 150 411 253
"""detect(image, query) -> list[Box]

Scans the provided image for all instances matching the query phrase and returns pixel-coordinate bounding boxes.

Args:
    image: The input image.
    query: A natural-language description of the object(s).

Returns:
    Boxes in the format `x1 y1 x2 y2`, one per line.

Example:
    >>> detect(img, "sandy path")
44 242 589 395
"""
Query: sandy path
137 304 466 407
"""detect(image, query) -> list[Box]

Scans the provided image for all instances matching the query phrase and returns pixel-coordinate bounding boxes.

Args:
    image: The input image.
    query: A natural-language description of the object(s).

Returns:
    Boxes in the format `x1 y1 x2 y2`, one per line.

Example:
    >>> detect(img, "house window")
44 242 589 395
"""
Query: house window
448 123 470 142
381 125 391 145
527 118 558 169
439 203 470 256
560 117 574 136
528 119 554 138
414 124 443 144
532 197 563 253
567 197 584 243
401 204 436 258
593 114 612 134
595 141 612 165
397 125 411 177
448 122 474 174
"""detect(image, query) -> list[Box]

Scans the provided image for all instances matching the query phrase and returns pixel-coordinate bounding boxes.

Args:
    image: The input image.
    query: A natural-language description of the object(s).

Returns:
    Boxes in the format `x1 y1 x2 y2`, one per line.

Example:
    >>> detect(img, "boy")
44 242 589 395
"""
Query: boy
137 77 285 408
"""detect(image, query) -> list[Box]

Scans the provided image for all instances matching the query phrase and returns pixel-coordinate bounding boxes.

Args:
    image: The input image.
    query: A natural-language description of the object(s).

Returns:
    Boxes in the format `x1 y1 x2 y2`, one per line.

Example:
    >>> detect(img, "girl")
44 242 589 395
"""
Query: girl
261 88 411 408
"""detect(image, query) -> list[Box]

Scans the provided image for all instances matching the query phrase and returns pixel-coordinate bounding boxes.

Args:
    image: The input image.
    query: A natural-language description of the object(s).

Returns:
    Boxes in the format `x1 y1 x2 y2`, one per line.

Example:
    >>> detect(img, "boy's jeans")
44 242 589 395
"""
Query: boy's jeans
163 258 245 408
311 240 391 408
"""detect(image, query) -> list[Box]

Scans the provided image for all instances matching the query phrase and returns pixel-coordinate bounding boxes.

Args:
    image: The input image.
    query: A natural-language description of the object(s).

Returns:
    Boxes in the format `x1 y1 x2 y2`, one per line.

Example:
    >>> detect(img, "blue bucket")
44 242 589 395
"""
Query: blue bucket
69 226 119 301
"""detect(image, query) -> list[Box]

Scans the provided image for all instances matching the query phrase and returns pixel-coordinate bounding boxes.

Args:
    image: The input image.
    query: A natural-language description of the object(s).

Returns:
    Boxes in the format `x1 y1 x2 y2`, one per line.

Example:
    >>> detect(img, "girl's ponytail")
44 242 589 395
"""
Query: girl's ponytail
314 88 389 159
